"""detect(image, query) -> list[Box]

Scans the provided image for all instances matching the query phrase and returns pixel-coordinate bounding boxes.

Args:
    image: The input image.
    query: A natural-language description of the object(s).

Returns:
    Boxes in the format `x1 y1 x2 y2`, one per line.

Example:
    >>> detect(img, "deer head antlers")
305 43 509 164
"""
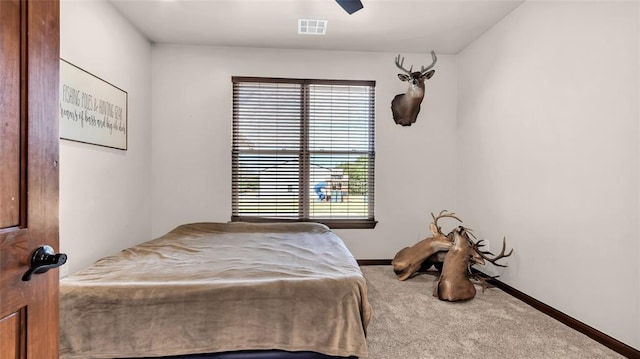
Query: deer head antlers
429 210 462 238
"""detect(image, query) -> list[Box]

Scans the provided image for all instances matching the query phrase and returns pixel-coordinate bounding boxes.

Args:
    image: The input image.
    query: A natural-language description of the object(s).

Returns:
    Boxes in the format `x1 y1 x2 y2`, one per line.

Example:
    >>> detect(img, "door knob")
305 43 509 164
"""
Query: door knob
22 245 67 281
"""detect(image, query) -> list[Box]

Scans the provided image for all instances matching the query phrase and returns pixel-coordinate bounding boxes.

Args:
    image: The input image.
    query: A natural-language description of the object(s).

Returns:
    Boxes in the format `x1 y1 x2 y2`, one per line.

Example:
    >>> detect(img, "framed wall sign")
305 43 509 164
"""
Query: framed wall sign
59 59 128 150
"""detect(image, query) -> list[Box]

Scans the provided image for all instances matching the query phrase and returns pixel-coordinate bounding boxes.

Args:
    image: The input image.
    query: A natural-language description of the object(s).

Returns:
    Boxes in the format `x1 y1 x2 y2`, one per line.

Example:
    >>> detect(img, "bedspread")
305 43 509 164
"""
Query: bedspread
59 222 371 359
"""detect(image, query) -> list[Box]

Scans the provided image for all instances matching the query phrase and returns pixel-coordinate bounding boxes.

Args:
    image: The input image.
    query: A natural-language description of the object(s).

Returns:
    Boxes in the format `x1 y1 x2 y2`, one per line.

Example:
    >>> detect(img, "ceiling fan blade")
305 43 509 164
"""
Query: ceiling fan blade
335 0 363 15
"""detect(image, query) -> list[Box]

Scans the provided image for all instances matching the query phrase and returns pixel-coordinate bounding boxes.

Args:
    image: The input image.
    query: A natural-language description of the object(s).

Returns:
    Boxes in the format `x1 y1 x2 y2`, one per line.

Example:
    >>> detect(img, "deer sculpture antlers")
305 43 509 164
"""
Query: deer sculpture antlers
392 210 513 301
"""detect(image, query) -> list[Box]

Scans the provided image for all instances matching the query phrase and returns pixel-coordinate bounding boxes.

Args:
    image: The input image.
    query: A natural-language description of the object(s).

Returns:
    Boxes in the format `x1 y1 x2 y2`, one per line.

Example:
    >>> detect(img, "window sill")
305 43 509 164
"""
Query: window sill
315 219 377 229
230 216 377 229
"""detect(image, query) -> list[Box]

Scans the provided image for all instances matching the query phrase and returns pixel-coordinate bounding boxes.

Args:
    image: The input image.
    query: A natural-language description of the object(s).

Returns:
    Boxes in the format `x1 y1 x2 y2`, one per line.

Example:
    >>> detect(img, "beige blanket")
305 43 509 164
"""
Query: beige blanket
59 222 371 358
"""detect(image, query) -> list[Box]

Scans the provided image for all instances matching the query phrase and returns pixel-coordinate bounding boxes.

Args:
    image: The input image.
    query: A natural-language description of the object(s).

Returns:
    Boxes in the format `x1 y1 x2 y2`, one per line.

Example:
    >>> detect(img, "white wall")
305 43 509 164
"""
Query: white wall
60 0 152 274
457 0 639 348
151 45 458 259
59 0 639 351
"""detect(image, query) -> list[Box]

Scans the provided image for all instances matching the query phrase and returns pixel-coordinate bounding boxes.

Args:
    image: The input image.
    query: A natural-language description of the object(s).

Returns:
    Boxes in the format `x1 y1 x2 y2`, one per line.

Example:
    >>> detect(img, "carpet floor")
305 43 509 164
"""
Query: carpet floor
361 266 625 359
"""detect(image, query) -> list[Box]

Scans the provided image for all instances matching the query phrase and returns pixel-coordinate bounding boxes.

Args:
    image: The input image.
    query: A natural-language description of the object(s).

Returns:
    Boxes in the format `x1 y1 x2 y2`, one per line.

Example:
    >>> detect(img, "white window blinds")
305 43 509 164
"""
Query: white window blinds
232 77 376 229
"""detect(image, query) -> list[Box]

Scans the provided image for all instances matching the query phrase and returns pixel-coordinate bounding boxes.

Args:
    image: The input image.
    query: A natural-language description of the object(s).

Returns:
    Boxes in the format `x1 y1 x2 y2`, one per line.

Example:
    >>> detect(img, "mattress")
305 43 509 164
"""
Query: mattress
59 222 371 359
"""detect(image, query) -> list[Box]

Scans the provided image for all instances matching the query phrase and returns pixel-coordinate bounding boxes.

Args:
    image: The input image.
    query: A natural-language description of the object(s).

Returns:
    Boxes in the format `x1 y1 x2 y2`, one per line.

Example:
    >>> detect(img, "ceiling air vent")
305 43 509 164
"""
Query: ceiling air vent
298 19 328 35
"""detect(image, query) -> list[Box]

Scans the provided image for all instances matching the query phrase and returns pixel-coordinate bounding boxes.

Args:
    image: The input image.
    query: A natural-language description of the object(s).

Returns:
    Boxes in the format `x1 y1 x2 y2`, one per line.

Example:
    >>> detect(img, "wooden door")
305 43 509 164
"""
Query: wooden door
0 0 60 358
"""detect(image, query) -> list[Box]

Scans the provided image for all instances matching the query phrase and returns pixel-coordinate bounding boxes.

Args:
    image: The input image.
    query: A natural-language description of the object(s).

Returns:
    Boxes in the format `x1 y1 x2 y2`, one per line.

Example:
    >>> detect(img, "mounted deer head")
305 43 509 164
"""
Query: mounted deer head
434 226 513 302
391 50 437 126
391 210 460 281
433 226 484 301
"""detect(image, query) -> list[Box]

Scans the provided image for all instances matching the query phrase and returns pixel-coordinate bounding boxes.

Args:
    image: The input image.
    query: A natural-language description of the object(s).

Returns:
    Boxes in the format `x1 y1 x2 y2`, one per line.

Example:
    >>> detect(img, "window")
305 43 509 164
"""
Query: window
232 77 376 229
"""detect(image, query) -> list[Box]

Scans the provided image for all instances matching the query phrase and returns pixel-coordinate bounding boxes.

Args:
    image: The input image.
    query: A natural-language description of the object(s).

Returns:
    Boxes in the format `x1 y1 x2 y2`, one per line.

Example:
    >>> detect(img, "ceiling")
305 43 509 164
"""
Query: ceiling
109 0 525 54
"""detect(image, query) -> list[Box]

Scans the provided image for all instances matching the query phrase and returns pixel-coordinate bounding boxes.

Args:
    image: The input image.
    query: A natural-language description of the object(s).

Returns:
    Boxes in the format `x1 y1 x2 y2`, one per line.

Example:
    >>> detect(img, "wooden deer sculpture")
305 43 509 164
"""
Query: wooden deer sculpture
391 50 437 126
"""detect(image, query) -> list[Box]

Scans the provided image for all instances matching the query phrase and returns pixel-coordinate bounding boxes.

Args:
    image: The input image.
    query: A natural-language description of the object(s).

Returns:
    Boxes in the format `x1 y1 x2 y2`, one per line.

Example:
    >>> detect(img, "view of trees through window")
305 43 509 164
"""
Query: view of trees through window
236 155 370 217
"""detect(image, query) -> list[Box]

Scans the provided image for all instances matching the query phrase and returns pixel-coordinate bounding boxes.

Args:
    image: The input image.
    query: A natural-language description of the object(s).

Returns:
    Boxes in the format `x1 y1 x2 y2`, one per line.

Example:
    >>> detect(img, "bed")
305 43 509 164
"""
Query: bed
59 222 371 359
